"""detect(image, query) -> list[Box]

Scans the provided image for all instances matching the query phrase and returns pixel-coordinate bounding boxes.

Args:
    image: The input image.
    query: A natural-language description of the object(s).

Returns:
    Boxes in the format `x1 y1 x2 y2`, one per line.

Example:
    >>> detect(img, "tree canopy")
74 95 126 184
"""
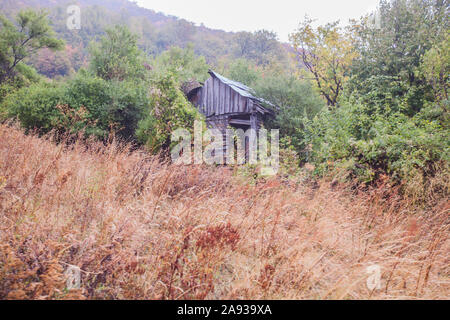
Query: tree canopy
89 25 148 81
0 9 64 83
290 18 358 107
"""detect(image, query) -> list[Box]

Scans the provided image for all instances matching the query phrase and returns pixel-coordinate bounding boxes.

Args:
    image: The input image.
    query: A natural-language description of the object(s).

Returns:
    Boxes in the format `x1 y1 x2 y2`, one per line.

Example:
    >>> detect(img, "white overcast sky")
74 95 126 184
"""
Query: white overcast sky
135 0 380 42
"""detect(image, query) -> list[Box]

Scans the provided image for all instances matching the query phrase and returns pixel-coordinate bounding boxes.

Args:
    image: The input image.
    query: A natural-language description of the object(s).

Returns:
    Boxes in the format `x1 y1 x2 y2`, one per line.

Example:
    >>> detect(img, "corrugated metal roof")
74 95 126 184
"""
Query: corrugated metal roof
208 70 276 112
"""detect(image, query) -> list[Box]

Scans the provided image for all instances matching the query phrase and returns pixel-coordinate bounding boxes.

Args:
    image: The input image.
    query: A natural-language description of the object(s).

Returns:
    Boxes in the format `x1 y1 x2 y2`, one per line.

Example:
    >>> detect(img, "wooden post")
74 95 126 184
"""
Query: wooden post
250 112 257 131
249 112 258 164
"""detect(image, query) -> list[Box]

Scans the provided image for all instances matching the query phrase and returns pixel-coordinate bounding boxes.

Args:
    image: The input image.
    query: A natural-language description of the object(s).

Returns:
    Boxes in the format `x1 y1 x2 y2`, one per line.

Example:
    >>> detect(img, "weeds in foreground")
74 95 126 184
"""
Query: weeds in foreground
0 124 448 299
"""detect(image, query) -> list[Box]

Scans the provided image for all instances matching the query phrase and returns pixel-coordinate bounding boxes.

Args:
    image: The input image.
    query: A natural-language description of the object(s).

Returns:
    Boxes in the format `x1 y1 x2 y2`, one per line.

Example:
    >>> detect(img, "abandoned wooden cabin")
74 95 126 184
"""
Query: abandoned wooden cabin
185 70 275 133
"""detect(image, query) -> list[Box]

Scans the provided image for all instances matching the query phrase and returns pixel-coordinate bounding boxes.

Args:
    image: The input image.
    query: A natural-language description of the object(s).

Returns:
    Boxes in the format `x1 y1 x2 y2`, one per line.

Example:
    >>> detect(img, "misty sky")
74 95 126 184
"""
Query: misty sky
135 0 380 42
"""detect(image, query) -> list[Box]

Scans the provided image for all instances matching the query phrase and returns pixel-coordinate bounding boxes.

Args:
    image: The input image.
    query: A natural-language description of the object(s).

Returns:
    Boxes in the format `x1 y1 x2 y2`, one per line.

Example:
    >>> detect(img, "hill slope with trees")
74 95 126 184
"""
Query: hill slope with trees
0 0 294 77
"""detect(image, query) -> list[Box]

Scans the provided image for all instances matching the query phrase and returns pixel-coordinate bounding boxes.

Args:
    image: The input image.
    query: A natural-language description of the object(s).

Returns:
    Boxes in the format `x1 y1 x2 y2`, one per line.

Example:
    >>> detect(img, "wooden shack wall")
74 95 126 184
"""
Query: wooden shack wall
197 76 252 117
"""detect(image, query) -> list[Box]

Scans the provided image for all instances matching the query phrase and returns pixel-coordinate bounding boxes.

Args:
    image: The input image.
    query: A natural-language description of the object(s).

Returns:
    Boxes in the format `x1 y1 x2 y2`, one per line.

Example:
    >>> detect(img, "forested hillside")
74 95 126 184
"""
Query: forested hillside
0 0 293 77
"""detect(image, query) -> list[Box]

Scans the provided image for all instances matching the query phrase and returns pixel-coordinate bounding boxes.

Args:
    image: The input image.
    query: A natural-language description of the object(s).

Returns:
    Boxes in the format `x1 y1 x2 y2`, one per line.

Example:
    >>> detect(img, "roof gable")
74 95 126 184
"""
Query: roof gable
208 70 276 113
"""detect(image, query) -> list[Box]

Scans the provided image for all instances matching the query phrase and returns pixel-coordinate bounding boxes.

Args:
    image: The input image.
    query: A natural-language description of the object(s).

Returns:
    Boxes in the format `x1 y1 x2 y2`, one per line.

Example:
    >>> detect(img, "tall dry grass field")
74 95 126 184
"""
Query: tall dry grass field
0 124 448 299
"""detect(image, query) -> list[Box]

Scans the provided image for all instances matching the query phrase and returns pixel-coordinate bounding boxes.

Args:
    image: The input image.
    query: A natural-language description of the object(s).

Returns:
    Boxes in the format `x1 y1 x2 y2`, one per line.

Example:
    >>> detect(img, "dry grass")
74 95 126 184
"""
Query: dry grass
0 124 448 300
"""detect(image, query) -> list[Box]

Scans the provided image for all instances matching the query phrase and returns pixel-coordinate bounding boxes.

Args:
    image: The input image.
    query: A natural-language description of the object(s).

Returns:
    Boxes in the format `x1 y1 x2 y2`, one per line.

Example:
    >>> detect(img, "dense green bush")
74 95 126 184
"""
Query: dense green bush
64 73 150 139
2 73 150 139
305 100 449 198
136 72 203 153
1 81 63 132
294 0 450 203
0 64 42 106
254 74 325 158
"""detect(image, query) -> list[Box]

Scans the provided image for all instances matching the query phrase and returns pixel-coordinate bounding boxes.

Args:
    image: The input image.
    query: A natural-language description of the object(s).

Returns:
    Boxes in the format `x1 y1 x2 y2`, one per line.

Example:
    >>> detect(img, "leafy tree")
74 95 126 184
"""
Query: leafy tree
348 0 449 115
151 45 210 84
0 9 64 83
420 36 449 106
299 1 450 200
234 30 286 66
234 32 254 59
254 73 325 158
192 31 231 65
1 81 63 132
226 58 260 87
128 16 158 54
290 18 358 107
1 1 296 77
136 72 203 153
49 4 120 51
89 25 148 81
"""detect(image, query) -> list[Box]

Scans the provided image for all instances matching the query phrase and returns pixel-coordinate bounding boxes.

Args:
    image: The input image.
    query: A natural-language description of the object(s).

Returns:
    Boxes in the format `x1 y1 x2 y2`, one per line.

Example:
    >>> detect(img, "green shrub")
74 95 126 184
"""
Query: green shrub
254 75 325 159
2 81 64 132
64 73 150 139
2 73 150 139
305 101 449 199
136 72 203 153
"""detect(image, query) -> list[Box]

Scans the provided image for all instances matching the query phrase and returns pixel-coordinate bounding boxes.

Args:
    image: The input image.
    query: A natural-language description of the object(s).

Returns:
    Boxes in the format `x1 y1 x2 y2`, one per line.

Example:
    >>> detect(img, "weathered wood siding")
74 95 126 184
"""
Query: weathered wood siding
187 72 275 163
196 77 253 117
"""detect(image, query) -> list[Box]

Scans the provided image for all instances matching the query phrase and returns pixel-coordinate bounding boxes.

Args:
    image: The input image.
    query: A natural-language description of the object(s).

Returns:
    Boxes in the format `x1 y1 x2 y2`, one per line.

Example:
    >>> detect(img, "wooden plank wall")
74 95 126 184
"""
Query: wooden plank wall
197 76 251 117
